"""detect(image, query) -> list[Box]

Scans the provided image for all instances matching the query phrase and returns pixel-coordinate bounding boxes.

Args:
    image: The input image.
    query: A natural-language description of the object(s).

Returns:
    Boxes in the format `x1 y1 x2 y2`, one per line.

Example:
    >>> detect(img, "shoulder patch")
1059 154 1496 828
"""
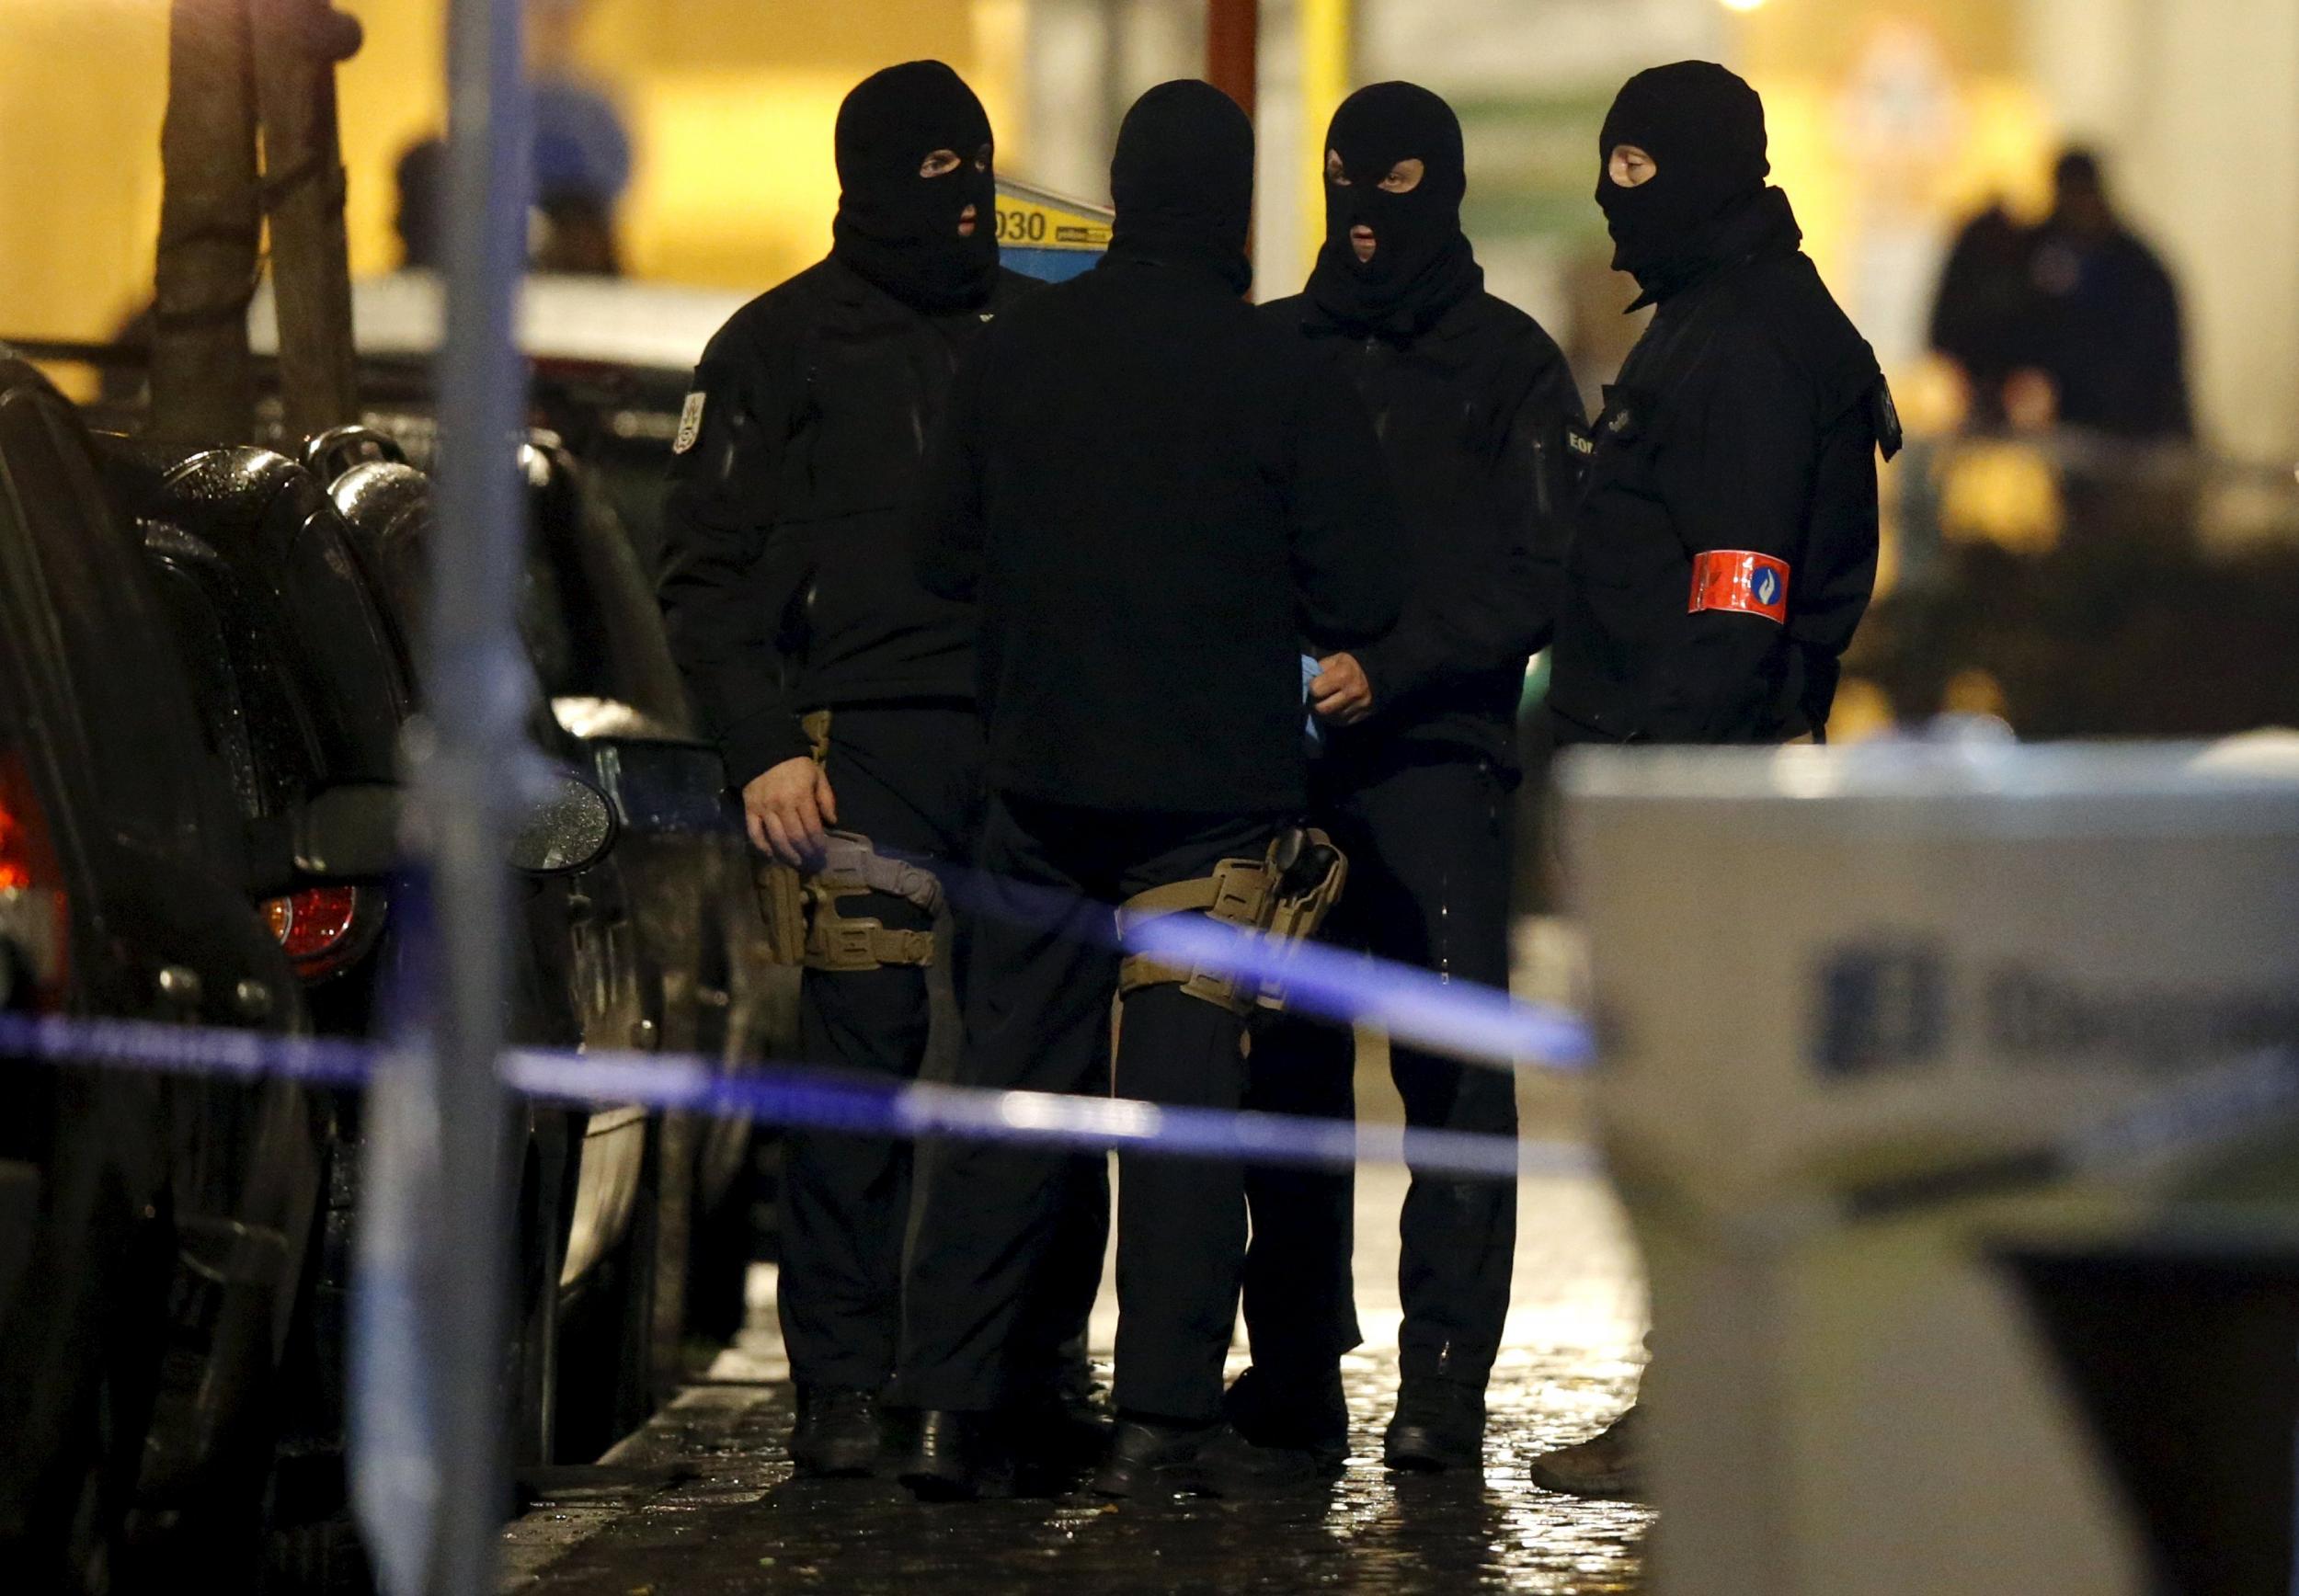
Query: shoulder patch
1871 376 1904 462
672 391 706 455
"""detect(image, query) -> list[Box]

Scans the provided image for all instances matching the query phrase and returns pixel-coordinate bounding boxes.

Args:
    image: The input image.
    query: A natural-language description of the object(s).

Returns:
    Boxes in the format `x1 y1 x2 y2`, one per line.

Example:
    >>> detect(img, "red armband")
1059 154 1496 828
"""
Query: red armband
1688 550 1790 623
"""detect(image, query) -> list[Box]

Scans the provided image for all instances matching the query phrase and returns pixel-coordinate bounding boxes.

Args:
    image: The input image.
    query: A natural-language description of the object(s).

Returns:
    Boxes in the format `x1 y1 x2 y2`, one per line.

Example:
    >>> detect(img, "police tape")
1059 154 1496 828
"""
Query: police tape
1126 910 1592 1070
0 1010 1599 1183
937 863 1596 1074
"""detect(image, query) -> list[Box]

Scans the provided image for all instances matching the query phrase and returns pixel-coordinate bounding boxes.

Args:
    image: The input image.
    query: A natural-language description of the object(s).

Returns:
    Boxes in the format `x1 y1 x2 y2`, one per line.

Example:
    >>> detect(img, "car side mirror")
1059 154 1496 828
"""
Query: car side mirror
508 772 619 875
267 773 617 887
292 781 404 880
587 735 738 839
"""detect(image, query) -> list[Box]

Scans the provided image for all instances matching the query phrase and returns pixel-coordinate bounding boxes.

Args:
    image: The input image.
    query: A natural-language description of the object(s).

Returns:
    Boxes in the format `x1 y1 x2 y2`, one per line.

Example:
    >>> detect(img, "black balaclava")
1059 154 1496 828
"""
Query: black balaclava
1105 80 1254 295
1595 61 1772 302
1308 81 1482 336
831 61 998 313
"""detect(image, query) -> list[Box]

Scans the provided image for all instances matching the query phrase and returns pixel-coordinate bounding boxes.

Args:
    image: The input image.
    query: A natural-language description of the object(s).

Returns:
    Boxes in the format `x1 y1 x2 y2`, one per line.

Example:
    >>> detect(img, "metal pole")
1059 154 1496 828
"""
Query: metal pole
152 0 259 443
251 0 365 436
1206 0 1259 113
391 0 528 1589
1298 0 1352 285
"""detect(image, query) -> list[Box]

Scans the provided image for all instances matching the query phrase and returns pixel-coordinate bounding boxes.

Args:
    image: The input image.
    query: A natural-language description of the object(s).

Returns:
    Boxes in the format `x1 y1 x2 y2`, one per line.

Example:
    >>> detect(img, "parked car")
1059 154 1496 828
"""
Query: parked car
316 417 782 1359
0 344 637 1591
0 349 318 1591
307 426 691 1458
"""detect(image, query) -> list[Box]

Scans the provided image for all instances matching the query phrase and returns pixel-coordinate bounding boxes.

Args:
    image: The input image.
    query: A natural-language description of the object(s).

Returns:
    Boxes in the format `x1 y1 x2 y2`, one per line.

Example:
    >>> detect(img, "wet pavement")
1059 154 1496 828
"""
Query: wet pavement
503 1142 1653 1595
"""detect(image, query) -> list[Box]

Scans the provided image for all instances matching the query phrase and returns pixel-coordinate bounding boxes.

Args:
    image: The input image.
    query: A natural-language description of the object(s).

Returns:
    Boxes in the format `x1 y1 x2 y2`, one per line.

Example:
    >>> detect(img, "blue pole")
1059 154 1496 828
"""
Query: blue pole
353 0 527 1589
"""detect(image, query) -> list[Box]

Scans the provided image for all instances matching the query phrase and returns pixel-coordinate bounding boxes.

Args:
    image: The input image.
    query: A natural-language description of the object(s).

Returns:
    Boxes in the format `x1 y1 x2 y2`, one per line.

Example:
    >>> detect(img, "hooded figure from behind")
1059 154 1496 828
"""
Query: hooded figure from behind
657 61 1095 1483
1243 81 1584 1476
1529 62 1902 1501
894 80 1406 1503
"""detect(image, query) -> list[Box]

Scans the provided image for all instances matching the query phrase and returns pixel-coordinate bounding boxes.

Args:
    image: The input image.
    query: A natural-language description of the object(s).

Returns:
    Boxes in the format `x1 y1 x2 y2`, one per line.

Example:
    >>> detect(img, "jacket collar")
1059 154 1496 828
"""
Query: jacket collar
825 253 1009 321
1295 283 1485 348
1624 185 1802 313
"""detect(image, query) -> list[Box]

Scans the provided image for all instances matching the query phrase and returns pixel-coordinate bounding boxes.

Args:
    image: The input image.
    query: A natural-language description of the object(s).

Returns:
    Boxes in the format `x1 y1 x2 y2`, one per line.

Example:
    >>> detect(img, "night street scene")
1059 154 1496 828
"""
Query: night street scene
3 3 2299 1595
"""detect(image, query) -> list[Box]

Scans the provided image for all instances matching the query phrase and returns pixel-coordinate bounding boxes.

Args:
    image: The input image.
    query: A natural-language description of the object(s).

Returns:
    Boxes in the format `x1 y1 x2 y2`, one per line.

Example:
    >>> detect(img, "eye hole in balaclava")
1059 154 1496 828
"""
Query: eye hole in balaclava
1307 81 1482 336
831 60 999 313
1594 60 1768 284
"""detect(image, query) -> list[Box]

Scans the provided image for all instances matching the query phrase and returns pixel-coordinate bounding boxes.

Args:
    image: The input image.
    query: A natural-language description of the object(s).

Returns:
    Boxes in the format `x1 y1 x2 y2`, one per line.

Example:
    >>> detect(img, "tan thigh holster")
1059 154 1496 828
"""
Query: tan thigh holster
1115 826 1347 1018
751 710 943 971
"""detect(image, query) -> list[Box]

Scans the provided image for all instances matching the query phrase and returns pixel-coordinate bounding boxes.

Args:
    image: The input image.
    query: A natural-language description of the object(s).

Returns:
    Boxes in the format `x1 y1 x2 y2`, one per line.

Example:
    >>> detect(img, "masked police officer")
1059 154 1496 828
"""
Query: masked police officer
1529 61 1899 1498
894 80 1402 1501
658 60 1104 1477
1233 82 1584 1476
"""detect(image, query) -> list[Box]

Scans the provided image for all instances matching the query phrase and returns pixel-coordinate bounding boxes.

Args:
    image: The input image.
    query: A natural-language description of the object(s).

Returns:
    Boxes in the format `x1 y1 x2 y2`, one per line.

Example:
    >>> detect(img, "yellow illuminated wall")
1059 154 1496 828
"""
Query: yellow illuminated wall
0 0 1018 348
551 0 1021 290
0 0 169 345
1728 0 2059 363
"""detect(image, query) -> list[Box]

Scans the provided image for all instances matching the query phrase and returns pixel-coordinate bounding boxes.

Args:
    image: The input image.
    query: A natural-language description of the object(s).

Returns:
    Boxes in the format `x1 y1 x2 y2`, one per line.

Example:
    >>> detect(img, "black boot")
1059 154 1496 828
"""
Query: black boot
1011 1390 1110 1478
789 1385 884 1478
1382 1379 1485 1473
1095 1417 1329 1499
898 1409 1017 1502
1092 1416 1218 1499
1221 1365 1349 1471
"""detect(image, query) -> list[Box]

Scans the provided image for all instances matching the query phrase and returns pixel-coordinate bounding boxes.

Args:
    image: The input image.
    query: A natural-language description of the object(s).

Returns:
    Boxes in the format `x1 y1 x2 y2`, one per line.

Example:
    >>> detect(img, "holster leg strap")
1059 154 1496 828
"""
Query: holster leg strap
803 829 944 973
1115 828 1347 1016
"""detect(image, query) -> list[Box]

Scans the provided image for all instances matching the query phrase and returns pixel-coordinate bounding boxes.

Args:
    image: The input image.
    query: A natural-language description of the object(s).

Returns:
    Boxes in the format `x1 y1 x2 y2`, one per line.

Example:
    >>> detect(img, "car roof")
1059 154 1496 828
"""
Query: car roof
247 178 1114 376
248 271 750 374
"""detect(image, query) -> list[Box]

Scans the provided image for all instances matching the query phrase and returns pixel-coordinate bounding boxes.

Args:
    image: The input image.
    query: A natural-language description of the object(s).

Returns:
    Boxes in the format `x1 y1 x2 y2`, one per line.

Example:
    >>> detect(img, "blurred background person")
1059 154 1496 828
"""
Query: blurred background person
392 137 449 272
1927 200 2038 433
529 62 635 276
1928 148 2191 444
2021 147 2191 442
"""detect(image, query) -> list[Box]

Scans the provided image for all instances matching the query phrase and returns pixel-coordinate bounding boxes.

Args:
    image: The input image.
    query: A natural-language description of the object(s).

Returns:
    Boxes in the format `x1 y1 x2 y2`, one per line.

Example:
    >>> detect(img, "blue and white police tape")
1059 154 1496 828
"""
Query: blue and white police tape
0 1010 1598 1182
1124 909 1592 1071
936 863 1596 1074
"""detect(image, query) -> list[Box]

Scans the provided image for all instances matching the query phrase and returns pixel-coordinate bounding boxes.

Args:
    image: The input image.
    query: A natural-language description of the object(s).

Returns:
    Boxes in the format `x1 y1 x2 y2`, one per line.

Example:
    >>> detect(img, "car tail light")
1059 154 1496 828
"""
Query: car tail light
0 750 68 1008
261 884 370 981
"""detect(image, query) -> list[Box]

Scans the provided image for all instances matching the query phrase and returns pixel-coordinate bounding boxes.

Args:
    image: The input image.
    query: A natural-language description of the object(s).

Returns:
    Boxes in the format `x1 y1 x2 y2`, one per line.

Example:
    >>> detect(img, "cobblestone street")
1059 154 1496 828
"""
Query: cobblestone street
504 1089 1653 1596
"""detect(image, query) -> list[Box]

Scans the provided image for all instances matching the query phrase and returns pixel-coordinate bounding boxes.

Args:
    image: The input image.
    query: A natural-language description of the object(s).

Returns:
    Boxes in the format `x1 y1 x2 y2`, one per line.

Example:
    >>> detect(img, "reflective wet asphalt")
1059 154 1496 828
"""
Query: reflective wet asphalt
504 1066 1652 1595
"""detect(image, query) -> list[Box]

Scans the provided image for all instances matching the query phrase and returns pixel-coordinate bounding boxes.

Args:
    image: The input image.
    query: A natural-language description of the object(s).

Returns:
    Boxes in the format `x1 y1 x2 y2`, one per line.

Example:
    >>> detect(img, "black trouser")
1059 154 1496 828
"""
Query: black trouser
1241 749 1518 1390
783 704 1108 1391
899 794 1276 1423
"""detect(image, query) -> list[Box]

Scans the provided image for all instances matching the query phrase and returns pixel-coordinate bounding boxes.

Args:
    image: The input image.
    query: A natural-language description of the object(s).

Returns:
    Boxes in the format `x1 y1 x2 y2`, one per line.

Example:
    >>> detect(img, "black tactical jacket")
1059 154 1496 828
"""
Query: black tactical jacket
914 251 1402 815
658 256 1041 789
1549 189 1899 746
1260 288 1584 772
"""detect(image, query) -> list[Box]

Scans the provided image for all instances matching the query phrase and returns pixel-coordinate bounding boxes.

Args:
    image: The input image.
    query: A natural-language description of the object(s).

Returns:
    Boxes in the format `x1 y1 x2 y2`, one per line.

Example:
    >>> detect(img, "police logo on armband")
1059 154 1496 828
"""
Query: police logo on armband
1688 550 1791 622
672 391 707 454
